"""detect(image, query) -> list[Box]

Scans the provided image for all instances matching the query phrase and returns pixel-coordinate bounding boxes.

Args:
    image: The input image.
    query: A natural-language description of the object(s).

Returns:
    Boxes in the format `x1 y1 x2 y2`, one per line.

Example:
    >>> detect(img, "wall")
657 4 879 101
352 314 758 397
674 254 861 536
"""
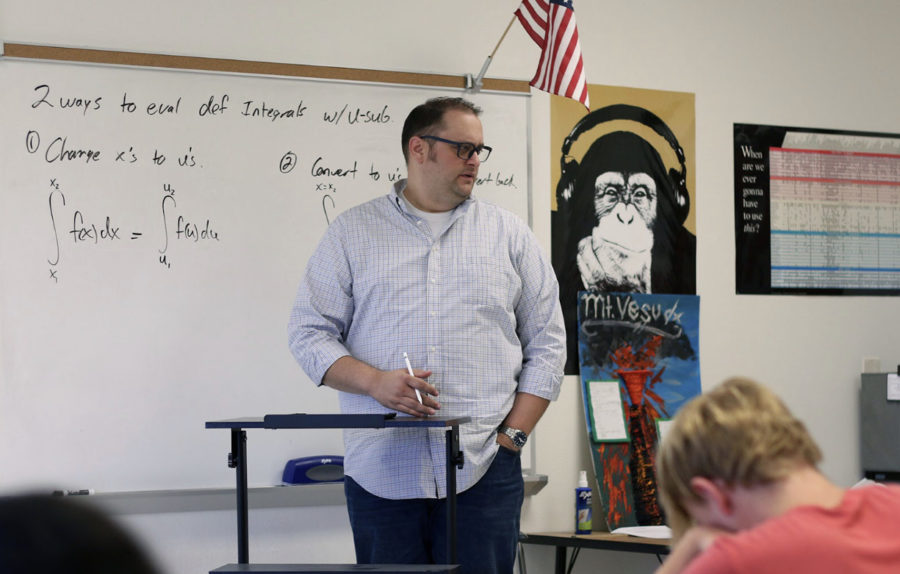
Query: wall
2 1 898 573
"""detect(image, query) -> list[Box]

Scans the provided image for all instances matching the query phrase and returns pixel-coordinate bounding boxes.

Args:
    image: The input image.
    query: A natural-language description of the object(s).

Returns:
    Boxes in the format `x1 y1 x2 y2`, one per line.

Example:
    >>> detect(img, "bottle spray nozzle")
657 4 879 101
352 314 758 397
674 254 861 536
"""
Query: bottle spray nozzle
578 470 588 488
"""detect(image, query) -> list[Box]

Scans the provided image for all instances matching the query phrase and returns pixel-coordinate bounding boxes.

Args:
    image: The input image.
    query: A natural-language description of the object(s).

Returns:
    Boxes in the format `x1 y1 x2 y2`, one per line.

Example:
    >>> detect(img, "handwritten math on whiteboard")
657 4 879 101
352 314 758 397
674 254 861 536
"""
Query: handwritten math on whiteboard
8 64 527 282
0 57 530 492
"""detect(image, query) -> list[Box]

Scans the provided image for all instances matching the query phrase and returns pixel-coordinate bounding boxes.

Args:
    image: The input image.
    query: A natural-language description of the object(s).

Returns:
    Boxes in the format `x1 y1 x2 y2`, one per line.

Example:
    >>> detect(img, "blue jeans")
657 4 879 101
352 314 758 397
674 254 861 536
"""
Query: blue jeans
344 446 523 574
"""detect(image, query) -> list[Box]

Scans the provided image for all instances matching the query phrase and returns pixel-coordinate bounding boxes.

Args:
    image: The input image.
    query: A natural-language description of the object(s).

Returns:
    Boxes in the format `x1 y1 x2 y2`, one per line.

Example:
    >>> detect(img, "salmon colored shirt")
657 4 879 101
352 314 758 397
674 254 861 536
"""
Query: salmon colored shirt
684 484 900 574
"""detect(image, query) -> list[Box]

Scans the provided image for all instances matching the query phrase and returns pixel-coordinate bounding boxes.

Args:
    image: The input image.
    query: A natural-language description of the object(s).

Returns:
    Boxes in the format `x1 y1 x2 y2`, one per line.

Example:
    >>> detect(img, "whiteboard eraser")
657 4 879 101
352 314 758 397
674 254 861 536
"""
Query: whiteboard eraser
282 455 344 485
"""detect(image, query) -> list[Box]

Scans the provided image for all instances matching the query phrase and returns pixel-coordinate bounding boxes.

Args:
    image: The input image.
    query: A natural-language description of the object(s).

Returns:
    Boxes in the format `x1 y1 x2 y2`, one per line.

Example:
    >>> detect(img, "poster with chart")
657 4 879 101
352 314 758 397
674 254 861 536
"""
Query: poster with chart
734 123 900 295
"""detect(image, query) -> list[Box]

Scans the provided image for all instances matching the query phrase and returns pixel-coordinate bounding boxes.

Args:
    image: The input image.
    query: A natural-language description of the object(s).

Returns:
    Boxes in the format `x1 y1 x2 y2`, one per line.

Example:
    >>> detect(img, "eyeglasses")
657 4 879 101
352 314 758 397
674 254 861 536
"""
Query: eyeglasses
419 135 492 162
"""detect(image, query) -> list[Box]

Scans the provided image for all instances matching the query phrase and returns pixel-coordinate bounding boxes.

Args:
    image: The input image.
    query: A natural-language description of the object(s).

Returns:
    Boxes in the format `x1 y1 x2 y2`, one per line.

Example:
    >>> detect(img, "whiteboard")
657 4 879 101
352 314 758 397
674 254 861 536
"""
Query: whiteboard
0 56 531 493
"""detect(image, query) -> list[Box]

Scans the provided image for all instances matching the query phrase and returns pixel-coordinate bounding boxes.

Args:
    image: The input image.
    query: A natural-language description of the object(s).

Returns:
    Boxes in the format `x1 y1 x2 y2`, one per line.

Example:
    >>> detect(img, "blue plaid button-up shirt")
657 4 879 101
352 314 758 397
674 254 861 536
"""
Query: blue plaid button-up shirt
288 180 565 499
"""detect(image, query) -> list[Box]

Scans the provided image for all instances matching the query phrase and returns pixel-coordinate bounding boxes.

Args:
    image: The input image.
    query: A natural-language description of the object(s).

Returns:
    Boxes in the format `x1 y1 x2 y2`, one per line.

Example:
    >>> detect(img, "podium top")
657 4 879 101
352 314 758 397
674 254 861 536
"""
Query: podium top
206 414 471 430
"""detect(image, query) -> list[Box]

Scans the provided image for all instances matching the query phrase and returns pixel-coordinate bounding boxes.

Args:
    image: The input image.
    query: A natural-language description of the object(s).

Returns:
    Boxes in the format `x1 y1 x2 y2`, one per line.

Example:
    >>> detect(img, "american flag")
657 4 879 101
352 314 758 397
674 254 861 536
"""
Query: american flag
515 0 590 109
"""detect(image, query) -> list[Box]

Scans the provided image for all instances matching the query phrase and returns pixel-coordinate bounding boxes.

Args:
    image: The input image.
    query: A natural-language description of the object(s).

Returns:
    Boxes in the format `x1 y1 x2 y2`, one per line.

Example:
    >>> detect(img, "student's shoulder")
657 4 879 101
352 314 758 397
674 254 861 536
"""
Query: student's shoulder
851 482 900 509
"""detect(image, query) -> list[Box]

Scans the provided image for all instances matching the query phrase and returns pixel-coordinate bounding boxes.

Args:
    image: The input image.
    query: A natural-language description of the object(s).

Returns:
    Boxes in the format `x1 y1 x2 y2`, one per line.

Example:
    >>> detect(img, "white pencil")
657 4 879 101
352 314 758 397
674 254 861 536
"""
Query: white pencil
403 352 424 405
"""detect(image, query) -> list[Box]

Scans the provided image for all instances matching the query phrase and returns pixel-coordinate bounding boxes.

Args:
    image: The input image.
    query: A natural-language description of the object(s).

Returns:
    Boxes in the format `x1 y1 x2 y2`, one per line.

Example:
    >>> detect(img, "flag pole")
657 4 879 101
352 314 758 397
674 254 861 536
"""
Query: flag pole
467 14 518 91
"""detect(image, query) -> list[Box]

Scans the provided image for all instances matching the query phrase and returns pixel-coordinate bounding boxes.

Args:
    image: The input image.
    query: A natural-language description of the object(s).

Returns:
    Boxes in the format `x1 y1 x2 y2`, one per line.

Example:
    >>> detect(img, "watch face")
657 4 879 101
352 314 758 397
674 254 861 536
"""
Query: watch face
504 427 527 447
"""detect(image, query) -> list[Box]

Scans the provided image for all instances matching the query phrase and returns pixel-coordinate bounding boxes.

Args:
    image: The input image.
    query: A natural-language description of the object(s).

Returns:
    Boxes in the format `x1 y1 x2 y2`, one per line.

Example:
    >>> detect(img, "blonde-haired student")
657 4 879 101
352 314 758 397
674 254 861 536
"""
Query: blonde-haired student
655 376 900 574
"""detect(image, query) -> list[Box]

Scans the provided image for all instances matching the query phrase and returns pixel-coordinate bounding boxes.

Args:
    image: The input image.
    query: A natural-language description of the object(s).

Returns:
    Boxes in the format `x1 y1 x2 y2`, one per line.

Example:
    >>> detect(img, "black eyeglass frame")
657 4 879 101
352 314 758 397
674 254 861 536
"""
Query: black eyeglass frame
419 135 492 162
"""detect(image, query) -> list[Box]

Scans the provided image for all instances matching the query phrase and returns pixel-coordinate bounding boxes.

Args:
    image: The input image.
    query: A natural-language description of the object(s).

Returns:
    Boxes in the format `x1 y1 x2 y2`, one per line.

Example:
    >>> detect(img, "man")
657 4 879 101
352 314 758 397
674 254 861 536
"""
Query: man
288 97 565 573
655 377 900 574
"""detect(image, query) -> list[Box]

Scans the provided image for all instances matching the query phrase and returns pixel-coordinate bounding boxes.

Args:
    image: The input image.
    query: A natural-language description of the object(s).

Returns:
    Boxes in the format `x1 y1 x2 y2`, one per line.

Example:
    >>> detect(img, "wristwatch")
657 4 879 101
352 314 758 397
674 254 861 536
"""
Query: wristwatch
498 425 528 449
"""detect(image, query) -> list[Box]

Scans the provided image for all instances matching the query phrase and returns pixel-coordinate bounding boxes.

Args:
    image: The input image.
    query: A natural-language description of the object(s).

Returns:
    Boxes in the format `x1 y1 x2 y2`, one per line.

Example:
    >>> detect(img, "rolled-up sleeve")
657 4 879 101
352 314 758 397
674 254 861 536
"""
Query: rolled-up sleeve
513 225 566 401
287 220 353 385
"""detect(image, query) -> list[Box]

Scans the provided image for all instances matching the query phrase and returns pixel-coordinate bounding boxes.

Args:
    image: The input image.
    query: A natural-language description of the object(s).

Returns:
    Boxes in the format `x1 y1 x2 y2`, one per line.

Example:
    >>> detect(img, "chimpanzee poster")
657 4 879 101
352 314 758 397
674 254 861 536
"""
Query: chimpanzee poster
551 85 696 374
577 291 701 530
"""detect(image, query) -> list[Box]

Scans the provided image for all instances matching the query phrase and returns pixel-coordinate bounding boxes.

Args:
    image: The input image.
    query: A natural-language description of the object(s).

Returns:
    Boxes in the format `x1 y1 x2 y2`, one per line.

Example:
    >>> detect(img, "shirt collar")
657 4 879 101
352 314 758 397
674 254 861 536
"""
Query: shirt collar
391 178 475 217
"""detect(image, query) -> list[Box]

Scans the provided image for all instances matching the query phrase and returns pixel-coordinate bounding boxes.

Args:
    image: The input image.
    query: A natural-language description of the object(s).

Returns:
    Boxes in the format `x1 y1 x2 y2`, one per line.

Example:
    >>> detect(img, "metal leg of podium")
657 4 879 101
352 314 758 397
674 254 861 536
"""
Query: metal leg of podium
229 428 250 564
445 425 464 565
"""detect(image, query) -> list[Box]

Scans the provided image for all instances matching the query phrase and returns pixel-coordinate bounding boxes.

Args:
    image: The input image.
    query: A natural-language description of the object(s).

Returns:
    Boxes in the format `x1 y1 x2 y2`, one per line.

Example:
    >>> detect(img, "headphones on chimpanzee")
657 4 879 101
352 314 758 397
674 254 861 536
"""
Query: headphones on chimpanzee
556 103 690 225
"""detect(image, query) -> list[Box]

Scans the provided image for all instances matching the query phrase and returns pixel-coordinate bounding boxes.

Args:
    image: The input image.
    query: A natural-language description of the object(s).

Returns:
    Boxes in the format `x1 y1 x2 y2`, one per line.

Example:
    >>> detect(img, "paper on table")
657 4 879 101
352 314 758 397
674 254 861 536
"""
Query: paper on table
611 525 672 539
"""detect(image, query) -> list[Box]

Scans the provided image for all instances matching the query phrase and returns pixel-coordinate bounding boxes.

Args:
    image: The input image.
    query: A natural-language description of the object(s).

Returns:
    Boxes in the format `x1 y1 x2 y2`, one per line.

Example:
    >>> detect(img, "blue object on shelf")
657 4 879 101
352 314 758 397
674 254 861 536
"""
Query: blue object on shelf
282 455 344 484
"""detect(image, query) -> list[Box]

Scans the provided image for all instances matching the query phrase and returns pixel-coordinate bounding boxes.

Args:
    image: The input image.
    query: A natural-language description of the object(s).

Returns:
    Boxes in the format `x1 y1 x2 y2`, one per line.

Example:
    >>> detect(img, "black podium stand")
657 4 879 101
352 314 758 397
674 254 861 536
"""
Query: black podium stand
206 414 468 573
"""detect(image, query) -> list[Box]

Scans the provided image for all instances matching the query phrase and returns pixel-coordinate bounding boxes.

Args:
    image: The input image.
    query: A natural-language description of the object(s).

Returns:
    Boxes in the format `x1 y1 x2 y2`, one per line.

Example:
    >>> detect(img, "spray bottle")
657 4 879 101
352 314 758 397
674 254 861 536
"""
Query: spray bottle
575 469 592 534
